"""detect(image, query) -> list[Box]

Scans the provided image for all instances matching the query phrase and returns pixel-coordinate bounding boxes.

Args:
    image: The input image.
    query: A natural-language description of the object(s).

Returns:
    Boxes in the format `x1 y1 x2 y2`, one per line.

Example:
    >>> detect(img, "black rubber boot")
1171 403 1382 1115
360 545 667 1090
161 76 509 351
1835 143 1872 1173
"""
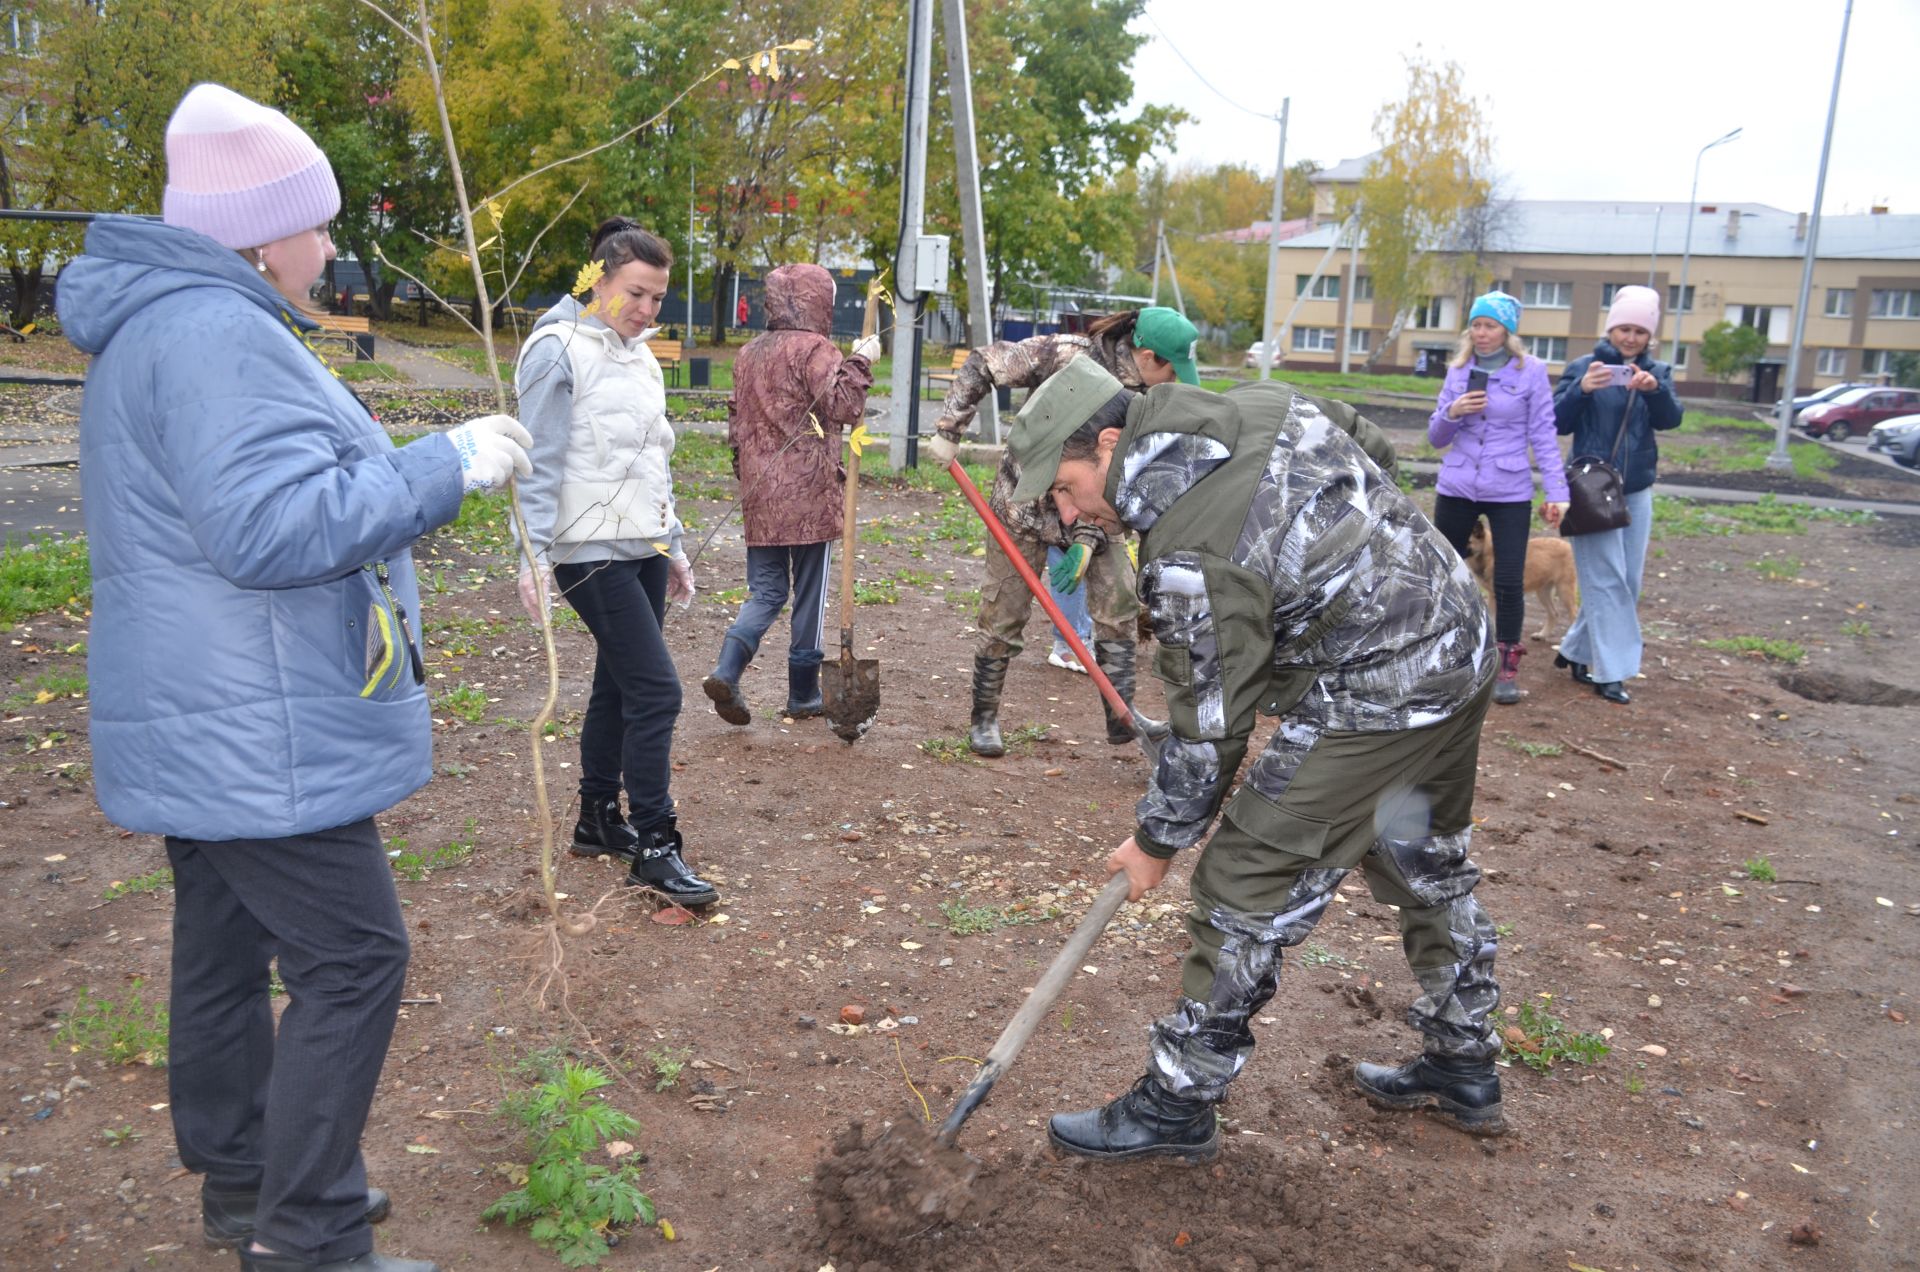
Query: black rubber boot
204 1186 390 1250
570 794 641 861
1353 1053 1507 1136
785 662 823 719
969 653 1009 757
702 635 754 726
1493 640 1525 706
1047 1075 1220 1163
238 1251 438 1272
624 819 719 907
1093 640 1163 745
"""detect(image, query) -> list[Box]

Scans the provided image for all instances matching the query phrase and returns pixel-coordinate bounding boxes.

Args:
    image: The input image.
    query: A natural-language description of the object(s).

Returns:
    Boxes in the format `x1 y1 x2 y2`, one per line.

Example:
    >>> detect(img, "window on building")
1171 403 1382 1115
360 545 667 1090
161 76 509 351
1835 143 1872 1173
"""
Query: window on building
1870 289 1920 319
1348 328 1371 354
1411 296 1445 329
1726 304 1788 342
1521 280 1572 309
1522 336 1568 363
1666 284 1695 314
1825 289 1853 318
1815 348 1847 377
1291 327 1338 353
1490 280 1510 295
1295 274 1340 300
1352 275 1374 302
1600 283 1641 309
1862 349 1892 377
1671 343 1689 370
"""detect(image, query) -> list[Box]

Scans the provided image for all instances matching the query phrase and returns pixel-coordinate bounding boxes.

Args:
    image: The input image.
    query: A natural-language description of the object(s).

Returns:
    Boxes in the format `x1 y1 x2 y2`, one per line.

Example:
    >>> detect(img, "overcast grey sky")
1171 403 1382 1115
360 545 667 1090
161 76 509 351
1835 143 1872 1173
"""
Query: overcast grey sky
1125 0 1919 216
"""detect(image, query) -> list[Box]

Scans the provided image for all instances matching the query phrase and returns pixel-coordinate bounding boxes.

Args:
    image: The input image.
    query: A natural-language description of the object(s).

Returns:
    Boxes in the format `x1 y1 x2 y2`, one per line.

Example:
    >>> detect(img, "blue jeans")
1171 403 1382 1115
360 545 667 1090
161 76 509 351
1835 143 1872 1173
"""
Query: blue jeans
1557 486 1655 684
1045 545 1093 650
722 542 832 667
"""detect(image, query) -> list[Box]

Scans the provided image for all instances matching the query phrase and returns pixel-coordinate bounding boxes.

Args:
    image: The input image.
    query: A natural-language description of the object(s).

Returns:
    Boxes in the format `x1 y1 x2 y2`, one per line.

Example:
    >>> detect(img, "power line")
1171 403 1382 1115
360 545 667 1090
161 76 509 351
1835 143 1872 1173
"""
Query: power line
1140 9 1277 123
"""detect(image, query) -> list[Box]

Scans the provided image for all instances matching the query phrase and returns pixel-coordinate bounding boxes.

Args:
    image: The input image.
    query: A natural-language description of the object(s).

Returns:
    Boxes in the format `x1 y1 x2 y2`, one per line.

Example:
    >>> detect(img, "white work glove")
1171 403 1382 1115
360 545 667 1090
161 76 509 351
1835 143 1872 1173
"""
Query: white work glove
517 561 553 621
666 552 696 610
926 432 959 466
850 334 882 362
444 414 533 493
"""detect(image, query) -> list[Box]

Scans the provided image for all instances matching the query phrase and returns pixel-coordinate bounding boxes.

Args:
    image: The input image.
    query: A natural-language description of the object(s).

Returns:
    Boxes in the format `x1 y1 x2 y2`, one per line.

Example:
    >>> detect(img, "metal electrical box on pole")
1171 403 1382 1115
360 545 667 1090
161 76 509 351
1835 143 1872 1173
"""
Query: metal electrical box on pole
940 0 997 442
889 0 934 470
1256 97 1290 381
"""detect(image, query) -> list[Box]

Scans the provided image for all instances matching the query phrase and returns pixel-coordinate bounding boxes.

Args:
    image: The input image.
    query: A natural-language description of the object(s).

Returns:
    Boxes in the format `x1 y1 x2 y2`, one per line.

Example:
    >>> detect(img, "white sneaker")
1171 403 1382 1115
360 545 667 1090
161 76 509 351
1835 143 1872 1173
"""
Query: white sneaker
1047 645 1088 674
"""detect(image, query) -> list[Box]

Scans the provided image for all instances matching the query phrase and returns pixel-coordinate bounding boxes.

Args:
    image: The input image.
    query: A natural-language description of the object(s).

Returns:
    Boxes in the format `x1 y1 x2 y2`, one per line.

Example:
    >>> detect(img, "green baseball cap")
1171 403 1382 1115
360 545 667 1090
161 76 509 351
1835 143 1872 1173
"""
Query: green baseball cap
1134 307 1200 385
1007 357 1128 503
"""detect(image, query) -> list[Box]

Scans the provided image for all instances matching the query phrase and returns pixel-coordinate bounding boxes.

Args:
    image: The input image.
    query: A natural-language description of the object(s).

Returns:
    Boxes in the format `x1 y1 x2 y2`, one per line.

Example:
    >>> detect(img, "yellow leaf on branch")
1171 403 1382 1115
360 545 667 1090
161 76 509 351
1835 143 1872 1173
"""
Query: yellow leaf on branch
572 259 605 295
848 423 872 459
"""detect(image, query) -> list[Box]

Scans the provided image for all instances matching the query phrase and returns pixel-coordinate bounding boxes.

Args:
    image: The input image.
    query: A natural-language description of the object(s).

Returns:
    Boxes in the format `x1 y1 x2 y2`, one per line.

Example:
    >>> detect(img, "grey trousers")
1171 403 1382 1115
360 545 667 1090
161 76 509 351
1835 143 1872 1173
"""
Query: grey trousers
723 541 833 667
165 818 408 1263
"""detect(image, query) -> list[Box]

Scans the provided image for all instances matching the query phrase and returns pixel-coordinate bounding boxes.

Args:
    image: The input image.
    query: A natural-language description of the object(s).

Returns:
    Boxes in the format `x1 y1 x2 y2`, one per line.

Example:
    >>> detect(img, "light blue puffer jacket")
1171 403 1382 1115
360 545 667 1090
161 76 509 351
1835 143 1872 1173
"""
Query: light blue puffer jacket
58 217 466 841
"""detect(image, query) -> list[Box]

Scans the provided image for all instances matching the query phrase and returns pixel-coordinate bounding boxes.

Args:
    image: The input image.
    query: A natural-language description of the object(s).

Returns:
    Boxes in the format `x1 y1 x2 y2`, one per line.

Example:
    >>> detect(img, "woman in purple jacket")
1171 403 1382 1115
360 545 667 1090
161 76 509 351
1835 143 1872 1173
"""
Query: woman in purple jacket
1428 291 1570 705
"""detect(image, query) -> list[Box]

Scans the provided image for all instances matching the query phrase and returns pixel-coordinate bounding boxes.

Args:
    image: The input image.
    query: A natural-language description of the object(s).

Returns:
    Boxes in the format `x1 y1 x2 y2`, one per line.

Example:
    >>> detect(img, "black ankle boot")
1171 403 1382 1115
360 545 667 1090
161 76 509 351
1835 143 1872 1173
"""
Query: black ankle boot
1353 1053 1507 1136
571 794 641 861
204 1185 391 1249
969 653 1009 757
702 635 754 726
1595 681 1631 704
785 662 823 719
238 1251 438 1272
1553 651 1593 685
1047 1075 1220 1162
624 819 719 907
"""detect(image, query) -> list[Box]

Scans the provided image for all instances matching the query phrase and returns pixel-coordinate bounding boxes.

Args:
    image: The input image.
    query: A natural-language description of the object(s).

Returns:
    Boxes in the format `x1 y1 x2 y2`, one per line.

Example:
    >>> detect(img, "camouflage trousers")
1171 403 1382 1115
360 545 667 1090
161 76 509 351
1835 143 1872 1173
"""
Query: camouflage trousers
1150 676 1500 1103
977 526 1136 660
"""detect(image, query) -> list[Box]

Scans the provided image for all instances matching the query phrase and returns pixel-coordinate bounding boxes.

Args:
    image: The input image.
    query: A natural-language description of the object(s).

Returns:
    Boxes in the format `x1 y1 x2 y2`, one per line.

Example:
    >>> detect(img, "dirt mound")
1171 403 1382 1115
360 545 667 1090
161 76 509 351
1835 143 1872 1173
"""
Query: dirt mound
1777 669 1920 707
813 1119 986 1254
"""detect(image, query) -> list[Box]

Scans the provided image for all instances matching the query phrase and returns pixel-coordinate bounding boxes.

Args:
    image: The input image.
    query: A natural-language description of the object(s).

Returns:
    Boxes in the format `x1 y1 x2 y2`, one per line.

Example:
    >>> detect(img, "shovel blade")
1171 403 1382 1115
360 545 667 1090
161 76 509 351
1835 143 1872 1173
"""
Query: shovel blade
821 655 880 742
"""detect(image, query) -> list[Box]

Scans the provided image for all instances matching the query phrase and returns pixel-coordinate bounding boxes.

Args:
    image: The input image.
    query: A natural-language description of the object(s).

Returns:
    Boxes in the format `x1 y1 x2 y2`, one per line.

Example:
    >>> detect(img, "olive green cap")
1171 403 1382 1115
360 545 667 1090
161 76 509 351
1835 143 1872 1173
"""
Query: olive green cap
1007 357 1128 503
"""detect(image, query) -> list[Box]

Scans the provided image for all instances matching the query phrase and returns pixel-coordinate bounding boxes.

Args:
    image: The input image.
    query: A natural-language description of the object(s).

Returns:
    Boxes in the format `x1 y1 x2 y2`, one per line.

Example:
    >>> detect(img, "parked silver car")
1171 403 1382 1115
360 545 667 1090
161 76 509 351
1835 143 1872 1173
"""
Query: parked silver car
1866 413 1920 468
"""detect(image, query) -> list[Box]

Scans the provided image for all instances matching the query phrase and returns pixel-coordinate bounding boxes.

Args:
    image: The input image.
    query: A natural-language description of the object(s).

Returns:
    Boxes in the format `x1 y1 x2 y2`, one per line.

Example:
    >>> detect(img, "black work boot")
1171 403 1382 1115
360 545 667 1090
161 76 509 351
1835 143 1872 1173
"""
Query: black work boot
969 653 1009 757
1093 639 1163 746
1048 1074 1220 1163
624 819 719 907
702 635 754 726
238 1251 438 1272
570 794 641 861
1353 1053 1508 1136
785 661 823 719
204 1185 391 1250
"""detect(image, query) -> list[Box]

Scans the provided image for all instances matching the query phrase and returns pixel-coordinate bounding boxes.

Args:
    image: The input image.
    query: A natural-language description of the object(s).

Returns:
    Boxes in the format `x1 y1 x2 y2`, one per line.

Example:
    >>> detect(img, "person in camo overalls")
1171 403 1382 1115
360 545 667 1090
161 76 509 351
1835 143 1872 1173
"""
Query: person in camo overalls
925 308 1199 755
1003 358 1507 1159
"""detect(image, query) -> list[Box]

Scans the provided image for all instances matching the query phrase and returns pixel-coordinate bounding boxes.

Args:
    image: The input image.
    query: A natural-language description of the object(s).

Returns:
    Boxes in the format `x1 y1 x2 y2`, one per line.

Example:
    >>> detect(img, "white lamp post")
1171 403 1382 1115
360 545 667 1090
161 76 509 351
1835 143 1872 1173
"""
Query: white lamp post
1670 127 1741 365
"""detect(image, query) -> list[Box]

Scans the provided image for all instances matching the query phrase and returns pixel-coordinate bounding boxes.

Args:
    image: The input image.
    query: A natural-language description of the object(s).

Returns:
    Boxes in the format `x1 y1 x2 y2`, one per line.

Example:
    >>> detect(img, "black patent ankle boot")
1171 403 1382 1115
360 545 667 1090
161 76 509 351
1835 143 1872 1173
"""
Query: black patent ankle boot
571 794 641 861
624 819 719 907
1353 1053 1507 1136
1047 1075 1220 1162
969 653 1009 757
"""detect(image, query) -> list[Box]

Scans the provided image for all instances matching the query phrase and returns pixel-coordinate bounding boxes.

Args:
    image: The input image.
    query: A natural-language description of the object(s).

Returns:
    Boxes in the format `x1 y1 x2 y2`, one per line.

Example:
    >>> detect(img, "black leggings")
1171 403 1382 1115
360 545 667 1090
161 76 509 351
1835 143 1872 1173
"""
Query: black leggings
1432 495 1531 644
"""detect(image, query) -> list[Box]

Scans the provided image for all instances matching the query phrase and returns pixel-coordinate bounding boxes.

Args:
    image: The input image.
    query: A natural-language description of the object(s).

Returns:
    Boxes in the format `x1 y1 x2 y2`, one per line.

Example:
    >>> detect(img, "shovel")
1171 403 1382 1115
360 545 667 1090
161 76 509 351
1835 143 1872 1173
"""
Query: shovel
821 428 880 741
945 460 1166 765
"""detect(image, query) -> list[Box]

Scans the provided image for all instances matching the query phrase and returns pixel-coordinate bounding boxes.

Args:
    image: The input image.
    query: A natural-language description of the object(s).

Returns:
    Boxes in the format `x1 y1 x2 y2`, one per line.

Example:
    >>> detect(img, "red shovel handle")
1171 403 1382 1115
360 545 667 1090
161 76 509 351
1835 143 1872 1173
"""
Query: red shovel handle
946 459 1136 727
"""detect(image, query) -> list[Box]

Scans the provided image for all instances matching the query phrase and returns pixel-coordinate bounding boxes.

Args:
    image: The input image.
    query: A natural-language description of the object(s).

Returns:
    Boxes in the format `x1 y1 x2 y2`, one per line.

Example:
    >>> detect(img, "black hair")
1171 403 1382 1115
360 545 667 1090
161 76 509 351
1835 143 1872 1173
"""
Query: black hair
1058 391 1133 464
589 216 674 273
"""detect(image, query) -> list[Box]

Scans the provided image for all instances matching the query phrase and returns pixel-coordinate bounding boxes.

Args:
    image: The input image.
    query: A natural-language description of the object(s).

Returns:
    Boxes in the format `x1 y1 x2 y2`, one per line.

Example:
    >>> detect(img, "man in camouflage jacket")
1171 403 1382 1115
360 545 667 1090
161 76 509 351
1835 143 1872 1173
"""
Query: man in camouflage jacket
1005 359 1506 1160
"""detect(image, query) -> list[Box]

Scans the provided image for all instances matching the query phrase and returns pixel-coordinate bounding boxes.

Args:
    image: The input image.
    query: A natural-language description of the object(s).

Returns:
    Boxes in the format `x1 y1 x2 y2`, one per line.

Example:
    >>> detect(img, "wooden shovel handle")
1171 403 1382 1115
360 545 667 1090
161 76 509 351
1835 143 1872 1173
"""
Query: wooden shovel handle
837 448 861 644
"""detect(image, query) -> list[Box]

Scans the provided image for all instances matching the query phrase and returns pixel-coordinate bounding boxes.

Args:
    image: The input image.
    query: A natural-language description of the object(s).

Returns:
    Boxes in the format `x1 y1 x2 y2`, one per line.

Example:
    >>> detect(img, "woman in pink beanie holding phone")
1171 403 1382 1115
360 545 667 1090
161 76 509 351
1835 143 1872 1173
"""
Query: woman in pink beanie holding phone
55 83 520 1271
1550 284 1684 705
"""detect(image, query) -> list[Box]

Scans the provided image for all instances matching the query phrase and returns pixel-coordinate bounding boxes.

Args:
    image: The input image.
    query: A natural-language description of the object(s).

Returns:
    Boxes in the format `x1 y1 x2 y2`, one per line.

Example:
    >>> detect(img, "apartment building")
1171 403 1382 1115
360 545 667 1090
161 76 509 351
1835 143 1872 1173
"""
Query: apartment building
1267 200 1920 399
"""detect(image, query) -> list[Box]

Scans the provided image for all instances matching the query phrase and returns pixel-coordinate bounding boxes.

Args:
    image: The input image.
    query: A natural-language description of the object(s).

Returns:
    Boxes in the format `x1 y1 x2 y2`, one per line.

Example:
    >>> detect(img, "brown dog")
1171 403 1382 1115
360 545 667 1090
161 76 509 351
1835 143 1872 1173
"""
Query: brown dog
1465 520 1580 641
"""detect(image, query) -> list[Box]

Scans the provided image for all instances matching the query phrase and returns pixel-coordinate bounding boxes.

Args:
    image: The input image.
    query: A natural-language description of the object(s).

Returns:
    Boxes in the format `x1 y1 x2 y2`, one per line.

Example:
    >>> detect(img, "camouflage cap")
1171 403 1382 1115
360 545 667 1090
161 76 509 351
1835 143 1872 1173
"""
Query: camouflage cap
1008 357 1128 503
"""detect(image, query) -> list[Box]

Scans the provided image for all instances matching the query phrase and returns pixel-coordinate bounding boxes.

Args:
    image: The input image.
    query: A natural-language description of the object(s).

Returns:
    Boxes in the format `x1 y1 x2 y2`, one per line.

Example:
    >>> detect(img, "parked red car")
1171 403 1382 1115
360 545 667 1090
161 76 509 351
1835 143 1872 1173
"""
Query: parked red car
1800 386 1920 442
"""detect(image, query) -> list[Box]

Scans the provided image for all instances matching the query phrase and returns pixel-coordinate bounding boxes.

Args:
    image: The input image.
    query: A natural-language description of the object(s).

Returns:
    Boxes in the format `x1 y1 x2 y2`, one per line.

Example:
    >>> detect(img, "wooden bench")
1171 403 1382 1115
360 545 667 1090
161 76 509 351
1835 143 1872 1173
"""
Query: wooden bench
923 347 968 399
646 337 683 387
312 313 375 361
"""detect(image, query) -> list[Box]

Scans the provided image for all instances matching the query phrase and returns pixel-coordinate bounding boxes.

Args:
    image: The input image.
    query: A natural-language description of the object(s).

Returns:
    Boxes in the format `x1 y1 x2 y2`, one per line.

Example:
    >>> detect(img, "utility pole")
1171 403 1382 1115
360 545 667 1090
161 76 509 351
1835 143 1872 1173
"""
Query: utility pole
1671 126 1742 363
1150 218 1164 306
1256 98 1290 381
1158 223 1186 315
888 0 934 469
1770 0 1852 472
941 0 997 441
1646 205 1661 287
1339 214 1361 374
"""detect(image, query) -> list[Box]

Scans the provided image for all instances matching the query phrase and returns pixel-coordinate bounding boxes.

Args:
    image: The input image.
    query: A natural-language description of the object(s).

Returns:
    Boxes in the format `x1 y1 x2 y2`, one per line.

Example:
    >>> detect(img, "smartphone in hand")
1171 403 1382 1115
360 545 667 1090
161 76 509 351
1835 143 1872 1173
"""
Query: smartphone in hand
1603 363 1636 388
1466 368 1490 394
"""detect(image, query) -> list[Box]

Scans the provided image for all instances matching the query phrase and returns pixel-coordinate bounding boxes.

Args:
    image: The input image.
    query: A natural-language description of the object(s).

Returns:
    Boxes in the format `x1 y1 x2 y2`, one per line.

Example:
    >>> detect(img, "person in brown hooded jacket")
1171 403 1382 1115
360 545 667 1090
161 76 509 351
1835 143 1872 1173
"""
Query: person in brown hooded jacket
703 264 880 722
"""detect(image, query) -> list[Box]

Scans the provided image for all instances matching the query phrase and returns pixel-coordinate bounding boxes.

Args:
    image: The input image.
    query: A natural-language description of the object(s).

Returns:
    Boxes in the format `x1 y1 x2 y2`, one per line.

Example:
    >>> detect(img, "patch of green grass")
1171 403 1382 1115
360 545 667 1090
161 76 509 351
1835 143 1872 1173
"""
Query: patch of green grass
1494 922 1517 939
1651 493 1874 540
893 568 936 590
1002 723 1051 754
53 980 168 1067
646 1045 690 1092
102 867 173 902
854 577 899 605
1624 1073 1645 1095
0 535 90 623
388 820 478 881
1299 942 1354 968
1234 368 1441 396
436 345 515 383
919 734 972 762
938 895 1063 935
1743 856 1777 883
1841 619 1874 638
1749 555 1802 582
1507 999 1610 1075
434 491 517 556
709 586 749 605
7 669 87 709
331 360 406 384
1664 414 1837 480
945 587 982 610
1500 737 1563 759
1701 635 1805 664
424 613 513 656
437 683 492 723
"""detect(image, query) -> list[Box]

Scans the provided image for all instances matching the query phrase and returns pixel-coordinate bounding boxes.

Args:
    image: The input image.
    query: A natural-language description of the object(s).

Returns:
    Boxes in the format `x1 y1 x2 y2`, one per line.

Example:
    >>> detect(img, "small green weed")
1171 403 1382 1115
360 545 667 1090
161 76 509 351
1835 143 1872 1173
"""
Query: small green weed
1841 620 1874 638
938 895 1061 935
7 669 87 708
1002 723 1051 754
1743 856 1777 883
945 587 982 609
710 586 749 605
102 1124 141 1147
389 822 478 881
1625 1073 1645 1095
54 981 169 1067
893 568 936 590
854 578 899 605
102 867 174 902
0 534 90 623
918 734 972 762
646 1045 690 1092
1507 1000 1609 1075
483 1060 655 1267
424 613 512 656
1494 922 1517 939
1299 942 1354 968
1060 1005 1076 1032
437 683 491 723
1701 636 1805 664
1500 737 1564 758
1749 555 1802 582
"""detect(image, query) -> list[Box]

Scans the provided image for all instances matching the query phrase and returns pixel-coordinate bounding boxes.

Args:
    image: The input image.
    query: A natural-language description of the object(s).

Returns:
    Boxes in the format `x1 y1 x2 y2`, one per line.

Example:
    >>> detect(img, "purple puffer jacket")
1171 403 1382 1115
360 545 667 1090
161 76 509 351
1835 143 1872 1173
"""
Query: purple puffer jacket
1428 355 1569 503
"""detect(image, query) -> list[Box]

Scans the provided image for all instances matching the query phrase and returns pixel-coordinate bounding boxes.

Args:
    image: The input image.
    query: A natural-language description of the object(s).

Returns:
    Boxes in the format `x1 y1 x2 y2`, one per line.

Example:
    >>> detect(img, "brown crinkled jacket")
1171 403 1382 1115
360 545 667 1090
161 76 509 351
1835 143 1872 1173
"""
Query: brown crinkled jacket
728 264 874 546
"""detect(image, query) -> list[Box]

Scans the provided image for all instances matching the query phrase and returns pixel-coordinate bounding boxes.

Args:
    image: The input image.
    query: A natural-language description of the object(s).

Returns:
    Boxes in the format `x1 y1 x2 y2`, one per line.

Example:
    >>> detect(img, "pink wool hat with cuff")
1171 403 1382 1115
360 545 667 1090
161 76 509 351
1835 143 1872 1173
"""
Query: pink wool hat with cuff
163 83 340 250
1605 285 1661 337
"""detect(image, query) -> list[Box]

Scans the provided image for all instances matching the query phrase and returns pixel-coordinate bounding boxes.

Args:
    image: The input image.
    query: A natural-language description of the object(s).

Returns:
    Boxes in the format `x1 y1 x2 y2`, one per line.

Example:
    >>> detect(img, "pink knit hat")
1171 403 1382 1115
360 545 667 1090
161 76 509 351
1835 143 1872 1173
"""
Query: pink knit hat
163 84 340 250
1605 285 1661 337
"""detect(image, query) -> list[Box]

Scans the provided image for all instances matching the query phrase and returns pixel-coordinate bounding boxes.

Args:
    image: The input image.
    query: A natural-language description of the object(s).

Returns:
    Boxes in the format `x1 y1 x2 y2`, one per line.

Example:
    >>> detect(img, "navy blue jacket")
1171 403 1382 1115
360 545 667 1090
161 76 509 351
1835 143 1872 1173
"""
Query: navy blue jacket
1552 340 1684 495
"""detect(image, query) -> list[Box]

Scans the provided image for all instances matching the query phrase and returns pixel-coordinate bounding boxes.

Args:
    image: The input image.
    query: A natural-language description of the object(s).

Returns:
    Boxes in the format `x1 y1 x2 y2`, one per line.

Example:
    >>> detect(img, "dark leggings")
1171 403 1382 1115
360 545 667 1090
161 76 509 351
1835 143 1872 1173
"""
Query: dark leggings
554 556 680 829
1432 495 1531 644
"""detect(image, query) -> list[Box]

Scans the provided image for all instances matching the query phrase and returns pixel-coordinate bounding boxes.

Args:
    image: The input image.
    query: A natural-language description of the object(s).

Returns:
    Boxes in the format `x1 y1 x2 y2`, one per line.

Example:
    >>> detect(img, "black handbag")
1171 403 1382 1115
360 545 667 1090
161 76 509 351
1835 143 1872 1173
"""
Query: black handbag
1560 390 1634 537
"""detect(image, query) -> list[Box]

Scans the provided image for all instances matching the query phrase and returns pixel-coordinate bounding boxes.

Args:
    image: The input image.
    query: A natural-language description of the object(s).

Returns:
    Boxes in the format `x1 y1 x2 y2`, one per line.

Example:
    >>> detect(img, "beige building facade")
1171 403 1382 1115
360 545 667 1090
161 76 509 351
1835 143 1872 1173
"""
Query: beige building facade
1267 200 1920 400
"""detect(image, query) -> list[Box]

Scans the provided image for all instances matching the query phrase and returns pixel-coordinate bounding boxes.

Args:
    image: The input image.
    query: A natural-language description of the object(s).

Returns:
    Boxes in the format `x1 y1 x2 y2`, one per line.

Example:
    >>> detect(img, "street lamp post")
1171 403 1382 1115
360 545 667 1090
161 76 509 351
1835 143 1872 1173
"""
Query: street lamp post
1670 127 1742 365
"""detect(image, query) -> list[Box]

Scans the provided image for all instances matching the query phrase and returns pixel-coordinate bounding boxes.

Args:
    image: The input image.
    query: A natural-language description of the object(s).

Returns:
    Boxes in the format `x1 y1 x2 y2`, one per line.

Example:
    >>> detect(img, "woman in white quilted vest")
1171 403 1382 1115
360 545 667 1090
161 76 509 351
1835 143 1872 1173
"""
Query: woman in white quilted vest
514 216 717 907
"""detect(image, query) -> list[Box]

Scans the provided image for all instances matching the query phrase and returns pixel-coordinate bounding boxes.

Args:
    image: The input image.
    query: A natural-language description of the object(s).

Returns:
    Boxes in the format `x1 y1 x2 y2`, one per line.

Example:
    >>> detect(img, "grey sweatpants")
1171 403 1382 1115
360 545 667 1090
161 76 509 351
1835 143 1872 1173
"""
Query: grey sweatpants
723 542 833 668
